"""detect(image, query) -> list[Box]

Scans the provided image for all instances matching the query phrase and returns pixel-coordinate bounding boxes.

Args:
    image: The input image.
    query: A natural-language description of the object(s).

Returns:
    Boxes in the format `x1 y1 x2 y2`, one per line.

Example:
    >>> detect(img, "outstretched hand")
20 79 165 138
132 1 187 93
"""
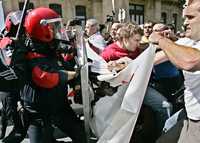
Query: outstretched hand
107 60 128 72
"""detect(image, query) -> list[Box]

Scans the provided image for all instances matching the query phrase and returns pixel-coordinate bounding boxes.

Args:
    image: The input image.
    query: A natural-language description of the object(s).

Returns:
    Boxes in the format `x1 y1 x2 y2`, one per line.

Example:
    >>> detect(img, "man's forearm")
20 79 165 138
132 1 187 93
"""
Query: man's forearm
159 38 200 71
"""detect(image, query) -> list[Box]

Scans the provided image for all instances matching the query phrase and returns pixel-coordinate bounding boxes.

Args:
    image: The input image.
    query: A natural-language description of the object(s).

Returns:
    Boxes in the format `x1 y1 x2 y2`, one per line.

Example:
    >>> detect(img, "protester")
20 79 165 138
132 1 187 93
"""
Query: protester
85 18 106 54
150 2 200 71
101 22 142 63
149 0 200 142
100 23 171 138
141 21 154 44
110 22 124 42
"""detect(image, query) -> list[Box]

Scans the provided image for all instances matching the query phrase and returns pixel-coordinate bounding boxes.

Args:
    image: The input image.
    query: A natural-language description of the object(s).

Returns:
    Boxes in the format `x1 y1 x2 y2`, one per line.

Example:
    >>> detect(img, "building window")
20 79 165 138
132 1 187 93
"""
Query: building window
129 4 144 25
19 2 34 10
172 13 177 32
75 5 86 26
161 12 167 24
49 3 62 17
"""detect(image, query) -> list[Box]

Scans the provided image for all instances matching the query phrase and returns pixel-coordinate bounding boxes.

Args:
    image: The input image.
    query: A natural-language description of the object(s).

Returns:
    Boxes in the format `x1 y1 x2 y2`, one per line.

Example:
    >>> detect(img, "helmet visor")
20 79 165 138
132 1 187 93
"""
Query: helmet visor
40 18 69 42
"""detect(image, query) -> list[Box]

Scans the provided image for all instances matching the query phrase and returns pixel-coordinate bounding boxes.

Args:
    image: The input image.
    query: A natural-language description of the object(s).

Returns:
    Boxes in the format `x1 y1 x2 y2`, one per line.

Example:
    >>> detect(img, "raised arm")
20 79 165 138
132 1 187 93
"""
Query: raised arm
150 32 200 71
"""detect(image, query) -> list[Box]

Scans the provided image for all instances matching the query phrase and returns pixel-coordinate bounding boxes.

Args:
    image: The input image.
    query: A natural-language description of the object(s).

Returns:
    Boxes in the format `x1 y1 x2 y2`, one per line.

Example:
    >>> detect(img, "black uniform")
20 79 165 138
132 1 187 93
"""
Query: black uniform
0 36 27 140
18 43 86 143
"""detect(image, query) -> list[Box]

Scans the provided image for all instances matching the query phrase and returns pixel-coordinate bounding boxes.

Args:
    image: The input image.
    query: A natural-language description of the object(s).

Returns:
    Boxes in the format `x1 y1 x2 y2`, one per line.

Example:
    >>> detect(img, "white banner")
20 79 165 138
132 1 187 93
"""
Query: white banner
90 44 156 142
0 1 5 32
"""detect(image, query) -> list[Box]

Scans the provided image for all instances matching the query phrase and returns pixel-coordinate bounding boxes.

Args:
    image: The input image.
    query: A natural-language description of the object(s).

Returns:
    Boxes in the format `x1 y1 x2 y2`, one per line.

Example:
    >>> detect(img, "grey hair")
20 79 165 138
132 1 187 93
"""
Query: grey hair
86 18 100 31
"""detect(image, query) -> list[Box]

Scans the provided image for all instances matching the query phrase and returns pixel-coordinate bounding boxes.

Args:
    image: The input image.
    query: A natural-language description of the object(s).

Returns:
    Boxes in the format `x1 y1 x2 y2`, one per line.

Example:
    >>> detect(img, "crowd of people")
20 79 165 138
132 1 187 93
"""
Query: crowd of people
0 0 200 143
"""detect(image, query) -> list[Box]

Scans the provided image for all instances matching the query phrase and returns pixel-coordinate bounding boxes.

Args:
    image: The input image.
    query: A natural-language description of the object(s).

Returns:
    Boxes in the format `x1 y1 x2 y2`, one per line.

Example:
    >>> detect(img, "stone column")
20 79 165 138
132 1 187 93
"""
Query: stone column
102 0 113 23
102 0 130 23
2 0 18 15
145 0 153 21
63 0 75 22
91 0 103 23
155 0 161 22
115 0 130 22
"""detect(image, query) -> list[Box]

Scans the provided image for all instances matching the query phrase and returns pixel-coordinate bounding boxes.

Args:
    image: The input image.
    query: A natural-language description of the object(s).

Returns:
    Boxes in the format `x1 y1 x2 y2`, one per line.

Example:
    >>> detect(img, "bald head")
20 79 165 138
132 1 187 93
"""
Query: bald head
183 0 200 17
185 0 199 6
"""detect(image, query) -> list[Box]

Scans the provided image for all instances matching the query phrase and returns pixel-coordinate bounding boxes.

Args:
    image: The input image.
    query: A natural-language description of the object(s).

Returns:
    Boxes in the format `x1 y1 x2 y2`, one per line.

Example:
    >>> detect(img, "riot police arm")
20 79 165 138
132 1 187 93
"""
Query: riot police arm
30 61 78 89
150 32 200 71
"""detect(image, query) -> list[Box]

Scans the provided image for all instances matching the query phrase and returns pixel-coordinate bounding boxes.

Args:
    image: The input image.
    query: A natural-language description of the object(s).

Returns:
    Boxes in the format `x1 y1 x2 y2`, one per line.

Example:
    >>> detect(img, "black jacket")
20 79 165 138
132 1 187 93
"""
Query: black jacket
21 51 69 114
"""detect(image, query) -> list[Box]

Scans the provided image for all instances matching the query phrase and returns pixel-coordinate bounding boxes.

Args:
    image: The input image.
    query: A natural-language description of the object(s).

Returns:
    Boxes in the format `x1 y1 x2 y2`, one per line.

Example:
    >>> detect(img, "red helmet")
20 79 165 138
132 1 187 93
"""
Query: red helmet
24 7 60 42
5 11 22 33
5 13 12 32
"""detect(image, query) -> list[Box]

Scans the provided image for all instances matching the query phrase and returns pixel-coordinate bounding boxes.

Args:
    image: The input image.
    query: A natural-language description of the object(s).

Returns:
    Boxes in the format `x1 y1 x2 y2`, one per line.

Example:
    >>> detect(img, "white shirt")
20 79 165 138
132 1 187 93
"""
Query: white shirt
176 38 200 120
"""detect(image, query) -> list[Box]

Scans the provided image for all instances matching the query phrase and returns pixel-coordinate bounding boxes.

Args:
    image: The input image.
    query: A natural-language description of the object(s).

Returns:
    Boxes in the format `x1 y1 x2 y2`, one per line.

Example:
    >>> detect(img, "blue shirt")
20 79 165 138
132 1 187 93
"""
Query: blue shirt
154 61 180 79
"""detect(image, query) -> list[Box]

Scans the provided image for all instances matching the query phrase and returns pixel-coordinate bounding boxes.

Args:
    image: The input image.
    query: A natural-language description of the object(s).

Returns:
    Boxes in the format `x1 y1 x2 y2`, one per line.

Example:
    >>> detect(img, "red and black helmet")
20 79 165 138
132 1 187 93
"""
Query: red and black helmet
5 11 22 34
5 13 13 32
24 7 59 42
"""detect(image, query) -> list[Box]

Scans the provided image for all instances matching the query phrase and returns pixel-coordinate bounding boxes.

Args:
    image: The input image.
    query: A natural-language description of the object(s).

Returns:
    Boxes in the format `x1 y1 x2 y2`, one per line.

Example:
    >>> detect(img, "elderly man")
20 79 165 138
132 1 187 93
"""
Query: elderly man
149 0 200 142
85 18 106 54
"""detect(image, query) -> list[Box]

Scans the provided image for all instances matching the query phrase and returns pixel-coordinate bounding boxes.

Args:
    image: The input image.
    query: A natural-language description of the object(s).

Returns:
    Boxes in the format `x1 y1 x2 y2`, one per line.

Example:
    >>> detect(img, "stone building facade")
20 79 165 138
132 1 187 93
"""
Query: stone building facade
1 0 183 31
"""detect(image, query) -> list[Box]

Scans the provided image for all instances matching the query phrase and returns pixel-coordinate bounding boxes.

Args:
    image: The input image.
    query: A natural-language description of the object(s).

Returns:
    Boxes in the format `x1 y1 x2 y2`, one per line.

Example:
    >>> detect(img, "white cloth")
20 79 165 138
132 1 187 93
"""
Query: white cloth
176 38 200 120
90 45 156 143
86 43 111 74
90 85 128 137
88 32 106 51
163 109 184 132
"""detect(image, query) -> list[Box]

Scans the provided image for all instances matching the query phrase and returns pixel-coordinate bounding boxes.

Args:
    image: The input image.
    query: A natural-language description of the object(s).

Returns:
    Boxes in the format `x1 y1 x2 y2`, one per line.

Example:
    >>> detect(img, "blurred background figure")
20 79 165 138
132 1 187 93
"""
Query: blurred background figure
110 22 123 43
141 21 154 44
85 18 106 54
